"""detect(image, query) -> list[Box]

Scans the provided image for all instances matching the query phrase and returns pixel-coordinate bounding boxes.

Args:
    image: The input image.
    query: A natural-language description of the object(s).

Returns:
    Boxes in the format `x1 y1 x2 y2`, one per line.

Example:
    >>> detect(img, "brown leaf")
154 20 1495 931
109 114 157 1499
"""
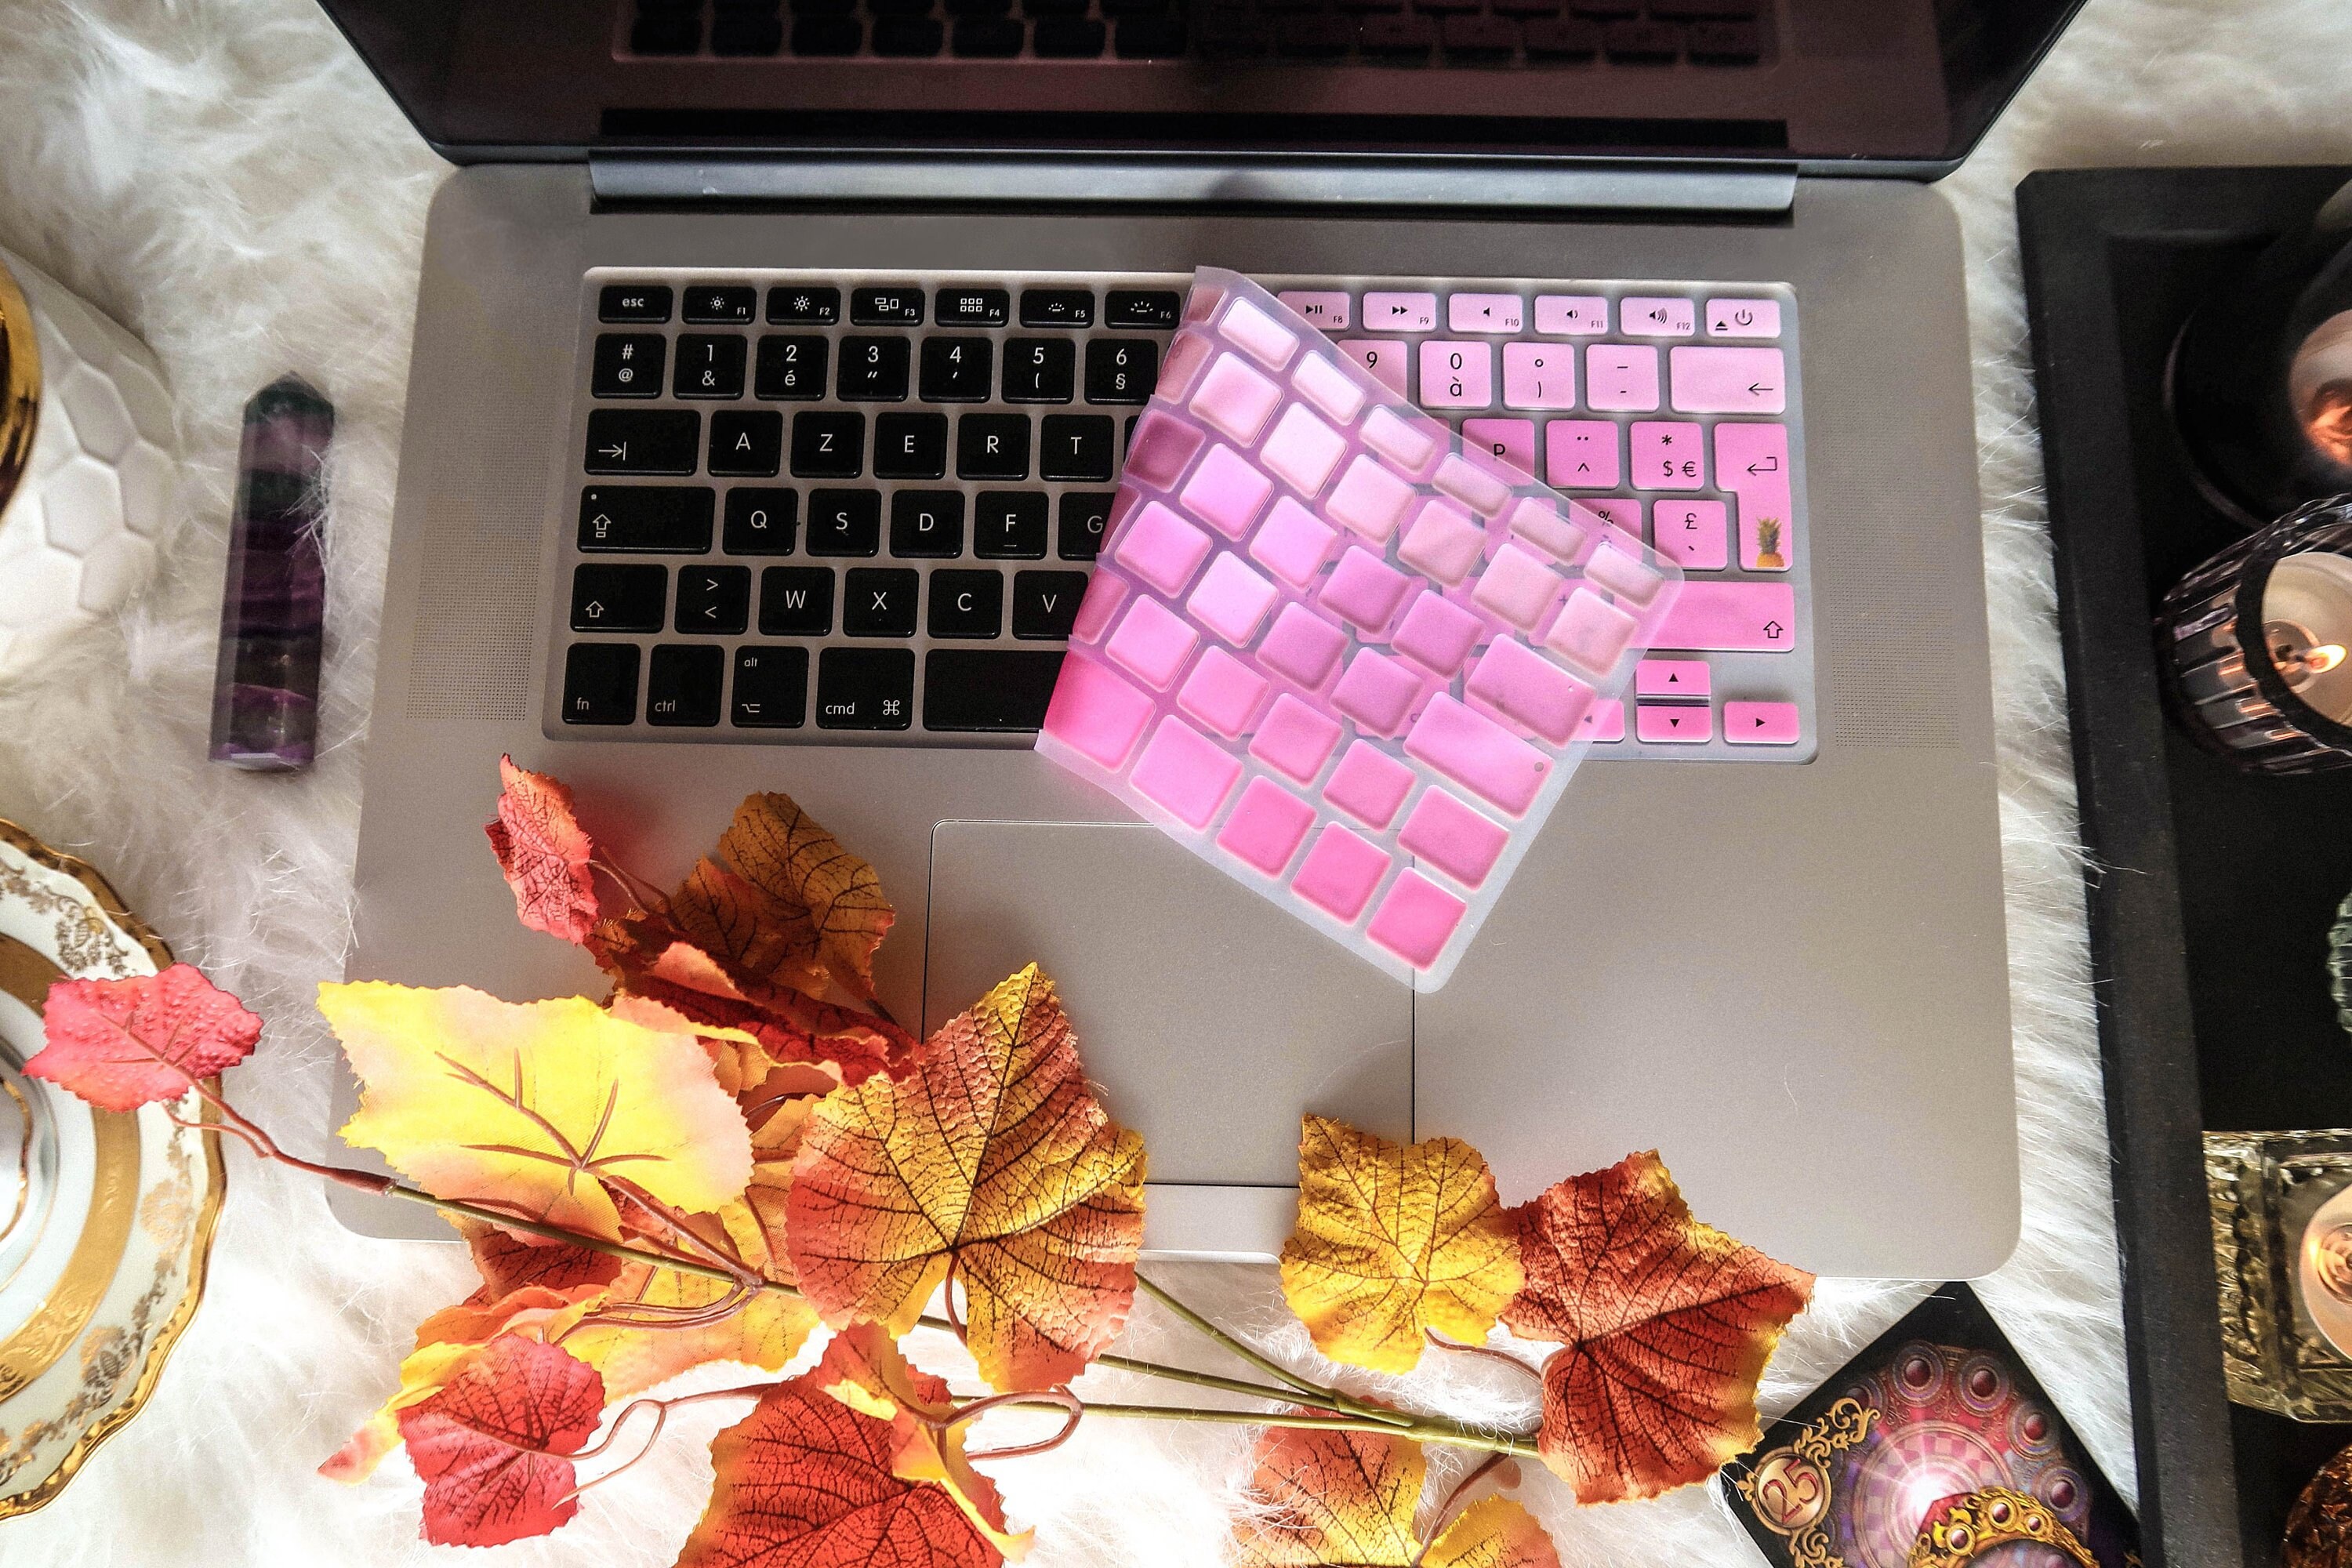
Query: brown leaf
670 856 827 994
1233 1424 1562 1568
715 793 895 1000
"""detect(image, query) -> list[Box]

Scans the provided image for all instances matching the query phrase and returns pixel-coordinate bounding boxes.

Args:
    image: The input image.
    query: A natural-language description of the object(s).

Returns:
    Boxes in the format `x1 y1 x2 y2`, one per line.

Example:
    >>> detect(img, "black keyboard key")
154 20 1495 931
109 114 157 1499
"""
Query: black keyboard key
1115 19 1188 56
710 411 785 476
684 285 758 325
874 16 946 52
946 0 1009 16
1013 569 1090 639
817 648 915 729
851 287 925 326
975 492 1049 558
837 336 913 400
1277 16 1354 55
572 563 667 632
562 644 641 724
712 8 787 52
1105 289 1182 329
1033 16 1105 53
579 486 714 553
1057 492 1112 559
724 488 798 554
806 488 883 554
929 570 1005 638
674 334 749 398
647 644 726 724
756 335 829 399
1019 289 1094 328
1040 415 1116 481
1361 13 1436 51
793 16 863 50
587 409 699 474
731 645 809 727
923 649 1064 731
760 567 836 634
593 333 667 397
1084 339 1159 404
920 336 996 401
872 0 935 16
1491 0 1556 13
843 568 920 637
1686 19 1760 62
1200 9 1270 55
796 0 856 16
891 491 966 557
1414 0 1476 14
1603 18 1678 59
1567 0 1636 14
675 564 753 633
632 9 702 53
792 412 866 477
1440 14 1515 55
1523 15 1599 54
958 415 1031 480
874 412 949 480
768 285 841 325
953 17 1025 53
1650 0 1758 16
935 287 1010 327
600 285 674 324
1004 339 1075 403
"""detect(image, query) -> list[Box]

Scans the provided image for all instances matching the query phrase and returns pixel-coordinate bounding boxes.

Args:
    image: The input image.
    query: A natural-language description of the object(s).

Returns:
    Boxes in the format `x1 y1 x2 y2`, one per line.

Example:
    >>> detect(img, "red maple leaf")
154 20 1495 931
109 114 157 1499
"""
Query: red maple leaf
485 754 601 942
394 1334 607 1548
24 963 262 1112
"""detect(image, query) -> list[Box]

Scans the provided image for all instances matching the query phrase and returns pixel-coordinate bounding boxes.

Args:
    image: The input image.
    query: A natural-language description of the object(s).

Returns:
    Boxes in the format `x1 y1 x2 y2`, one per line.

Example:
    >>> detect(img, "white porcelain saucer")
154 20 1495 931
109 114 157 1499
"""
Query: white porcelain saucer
0 822 223 1519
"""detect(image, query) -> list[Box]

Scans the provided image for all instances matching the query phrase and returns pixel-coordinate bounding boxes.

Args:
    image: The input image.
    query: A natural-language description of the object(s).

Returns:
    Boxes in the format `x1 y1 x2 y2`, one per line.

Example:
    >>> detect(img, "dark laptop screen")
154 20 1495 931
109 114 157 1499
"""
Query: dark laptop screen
319 0 2081 170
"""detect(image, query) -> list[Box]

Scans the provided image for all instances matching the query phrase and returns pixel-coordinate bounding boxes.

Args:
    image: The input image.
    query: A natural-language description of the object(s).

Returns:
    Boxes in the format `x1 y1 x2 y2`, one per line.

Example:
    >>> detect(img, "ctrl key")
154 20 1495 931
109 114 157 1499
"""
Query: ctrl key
561 643 641 725
815 647 914 730
731 645 808 728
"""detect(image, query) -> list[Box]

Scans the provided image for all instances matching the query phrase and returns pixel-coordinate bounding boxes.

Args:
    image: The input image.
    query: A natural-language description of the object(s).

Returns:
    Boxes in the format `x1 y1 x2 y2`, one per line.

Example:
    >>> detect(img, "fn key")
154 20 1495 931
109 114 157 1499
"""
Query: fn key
815 648 913 730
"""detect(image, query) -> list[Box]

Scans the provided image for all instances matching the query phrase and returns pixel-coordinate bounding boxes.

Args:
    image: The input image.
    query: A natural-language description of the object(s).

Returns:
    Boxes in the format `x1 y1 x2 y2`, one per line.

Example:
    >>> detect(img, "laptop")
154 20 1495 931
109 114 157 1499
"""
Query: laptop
318 0 2078 1277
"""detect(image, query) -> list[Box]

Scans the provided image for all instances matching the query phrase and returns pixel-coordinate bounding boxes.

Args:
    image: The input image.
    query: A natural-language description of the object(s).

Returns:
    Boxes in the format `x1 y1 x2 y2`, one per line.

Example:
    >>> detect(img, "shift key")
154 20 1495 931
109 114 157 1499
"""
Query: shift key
1653 582 1798 652
586 408 700 475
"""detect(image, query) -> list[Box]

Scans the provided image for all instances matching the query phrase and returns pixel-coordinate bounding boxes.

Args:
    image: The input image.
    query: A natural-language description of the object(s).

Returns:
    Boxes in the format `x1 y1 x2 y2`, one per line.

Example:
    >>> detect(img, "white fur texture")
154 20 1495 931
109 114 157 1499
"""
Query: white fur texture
2 0 2350 1560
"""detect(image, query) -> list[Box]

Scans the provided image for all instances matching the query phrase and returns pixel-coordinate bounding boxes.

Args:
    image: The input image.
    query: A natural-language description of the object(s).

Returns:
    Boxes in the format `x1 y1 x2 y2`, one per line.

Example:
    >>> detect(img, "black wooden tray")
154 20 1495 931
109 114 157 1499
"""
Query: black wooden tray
2022 165 2352 1568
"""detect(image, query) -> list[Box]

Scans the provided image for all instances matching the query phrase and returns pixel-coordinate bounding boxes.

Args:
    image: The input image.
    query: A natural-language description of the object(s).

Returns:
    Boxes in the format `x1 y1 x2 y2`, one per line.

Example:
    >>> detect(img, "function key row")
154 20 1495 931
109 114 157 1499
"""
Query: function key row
564 642 1070 733
593 333 1163 405
1281 289 1779 338
599 282 1182 330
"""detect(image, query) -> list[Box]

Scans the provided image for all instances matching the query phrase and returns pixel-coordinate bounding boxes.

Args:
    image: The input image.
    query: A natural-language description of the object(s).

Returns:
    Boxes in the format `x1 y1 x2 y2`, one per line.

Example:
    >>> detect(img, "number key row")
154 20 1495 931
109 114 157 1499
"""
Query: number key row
592 332 1159 405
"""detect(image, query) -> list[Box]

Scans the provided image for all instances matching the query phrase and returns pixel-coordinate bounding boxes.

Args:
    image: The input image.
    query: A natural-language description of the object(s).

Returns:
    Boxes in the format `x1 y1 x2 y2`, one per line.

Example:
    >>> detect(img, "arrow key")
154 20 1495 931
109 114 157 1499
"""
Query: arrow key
1635 702 1715 743
1635 658 1711 700
1724 700 1801 745
571 563 666 632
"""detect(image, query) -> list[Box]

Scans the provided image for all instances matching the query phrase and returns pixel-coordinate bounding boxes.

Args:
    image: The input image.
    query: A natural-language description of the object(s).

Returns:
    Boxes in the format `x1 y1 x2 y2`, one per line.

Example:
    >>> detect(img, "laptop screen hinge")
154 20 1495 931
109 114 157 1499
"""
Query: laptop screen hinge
589 153 1797 216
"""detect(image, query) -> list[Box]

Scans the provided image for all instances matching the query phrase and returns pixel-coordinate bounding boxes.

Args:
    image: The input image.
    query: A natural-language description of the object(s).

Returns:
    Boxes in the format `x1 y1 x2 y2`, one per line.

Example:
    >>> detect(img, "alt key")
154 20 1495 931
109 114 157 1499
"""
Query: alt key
731 645 809 728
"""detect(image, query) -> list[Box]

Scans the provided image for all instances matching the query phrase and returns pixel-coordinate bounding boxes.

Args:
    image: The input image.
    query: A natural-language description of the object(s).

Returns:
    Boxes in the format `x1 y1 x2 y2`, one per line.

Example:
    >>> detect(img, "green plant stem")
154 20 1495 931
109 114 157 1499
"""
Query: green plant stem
1015 1401 1544 1461
1134 1272 1408 1427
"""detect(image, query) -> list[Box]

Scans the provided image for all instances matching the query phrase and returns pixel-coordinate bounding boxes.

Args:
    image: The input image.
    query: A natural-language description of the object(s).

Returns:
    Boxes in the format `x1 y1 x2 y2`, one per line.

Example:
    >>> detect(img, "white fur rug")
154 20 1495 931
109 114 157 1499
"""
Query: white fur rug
2 0 2350 1561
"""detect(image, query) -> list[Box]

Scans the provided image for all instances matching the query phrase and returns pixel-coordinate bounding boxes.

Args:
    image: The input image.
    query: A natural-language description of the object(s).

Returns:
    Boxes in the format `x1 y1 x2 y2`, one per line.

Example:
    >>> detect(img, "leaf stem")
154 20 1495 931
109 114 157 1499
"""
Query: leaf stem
1134 1272 1323 1399
1059 1403 1544 1460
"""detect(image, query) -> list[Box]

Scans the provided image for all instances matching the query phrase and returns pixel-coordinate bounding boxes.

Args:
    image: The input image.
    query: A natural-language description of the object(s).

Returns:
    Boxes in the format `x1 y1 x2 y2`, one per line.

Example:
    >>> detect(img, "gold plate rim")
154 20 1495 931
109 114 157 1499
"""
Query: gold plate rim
0 818 226 1522
0 256 39 520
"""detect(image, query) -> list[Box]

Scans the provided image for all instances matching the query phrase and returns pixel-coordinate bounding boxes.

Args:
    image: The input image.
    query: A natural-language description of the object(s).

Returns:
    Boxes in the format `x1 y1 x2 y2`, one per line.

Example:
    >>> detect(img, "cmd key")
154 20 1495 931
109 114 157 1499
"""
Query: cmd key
586 409 699 474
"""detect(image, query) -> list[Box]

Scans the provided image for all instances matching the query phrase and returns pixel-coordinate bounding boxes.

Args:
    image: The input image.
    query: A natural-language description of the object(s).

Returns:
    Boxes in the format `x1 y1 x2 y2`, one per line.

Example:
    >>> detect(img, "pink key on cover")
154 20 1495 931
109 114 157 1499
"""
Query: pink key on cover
1715 422 1794 572
1260 603 1349 686
1399 789 1510 888
1635 659 1710 699
1360 407 1443 476
1631 421 1706 490
1338 339 1409 395
1396 499 1486 586
1292 824 1393 921
1420 342 1494 409
1585 345 1661 412
1125 410 1206 488
1392 593 1483 675
1131 716 1243 827
1621 296 1697 336
1636 704 1713 743
1669 347 1787 415
1248 496 1339 587
1105 595 1200 688
1363 292 1438 332
1189 553 1280 645
1250 693 1343 782
1653 582 1797 652
1705 297 1780 339
1219 296 1301 369
1332 648 1423 735
1179 647 1271 735
1327 456 1417 542
1470 543 1563 631
1725 700 1802 744
1112 501 1214 595
1449 293 1525 332
1544 420 1621 488
1544 589 1641 675
1191 352 1284 444
1434 453 1512 517
1278 291 1353 332
1180 445 1276 538
1322 547 1415 633
1041 652 1156 768
1501 345 1575 411
1260 404 1348 497
1650 499 1729 570
1535 295 1609 335
1159 332 1214 401
1578 699 1626 742
1508 496 1588 561
1291 352 1369 425
1468 638 1594 745
1403 695 1549 816
1217 778 1318 874
1462 419 1537 480
1326 741 1417 829
1366 871 1468 967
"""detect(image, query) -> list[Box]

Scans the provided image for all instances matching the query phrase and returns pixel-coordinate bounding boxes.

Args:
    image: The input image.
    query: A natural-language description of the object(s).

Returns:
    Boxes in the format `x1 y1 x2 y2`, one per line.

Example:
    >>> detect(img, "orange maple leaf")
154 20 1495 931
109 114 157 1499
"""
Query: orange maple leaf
669 855 829 996
396 1334 607 1548
24 964 262 1112
1234 1423 1560 1568
484 755 601 943
786 964 1145 1392
712 793 895 1001
1498 1151 1813 1504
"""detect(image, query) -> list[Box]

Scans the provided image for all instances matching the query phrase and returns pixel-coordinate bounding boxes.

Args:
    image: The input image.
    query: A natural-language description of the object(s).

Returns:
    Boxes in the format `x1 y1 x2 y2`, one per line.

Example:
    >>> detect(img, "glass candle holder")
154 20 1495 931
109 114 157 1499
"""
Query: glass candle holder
2162 495 2352 772
2209 1129 2352 1421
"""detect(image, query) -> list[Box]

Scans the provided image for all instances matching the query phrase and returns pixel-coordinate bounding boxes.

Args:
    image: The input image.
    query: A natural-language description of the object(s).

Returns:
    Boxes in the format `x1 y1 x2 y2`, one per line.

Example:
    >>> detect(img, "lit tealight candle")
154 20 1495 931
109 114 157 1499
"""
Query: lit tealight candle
2263 551 2352 723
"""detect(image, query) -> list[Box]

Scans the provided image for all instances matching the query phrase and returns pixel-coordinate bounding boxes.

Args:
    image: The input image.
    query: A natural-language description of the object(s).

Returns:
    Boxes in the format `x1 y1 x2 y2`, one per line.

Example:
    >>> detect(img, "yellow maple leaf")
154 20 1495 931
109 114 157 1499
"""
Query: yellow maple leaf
1235 1424 1559 1568
715 793 895 1000
1279 1116 1523 1374
323 982 753 1241
668 855 828 996
786 964 1146 1392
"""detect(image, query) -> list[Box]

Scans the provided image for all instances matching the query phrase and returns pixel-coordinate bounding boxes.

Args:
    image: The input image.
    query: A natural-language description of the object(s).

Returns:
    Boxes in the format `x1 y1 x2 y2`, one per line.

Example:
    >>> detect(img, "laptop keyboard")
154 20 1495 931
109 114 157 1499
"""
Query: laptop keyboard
623 0 1766 66
553 267 1813 760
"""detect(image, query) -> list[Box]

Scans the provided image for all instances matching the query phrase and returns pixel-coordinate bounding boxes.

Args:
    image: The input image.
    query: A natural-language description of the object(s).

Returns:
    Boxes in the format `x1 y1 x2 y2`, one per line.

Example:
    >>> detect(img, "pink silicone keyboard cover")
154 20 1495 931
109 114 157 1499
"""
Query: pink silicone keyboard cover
1037 269 1684 989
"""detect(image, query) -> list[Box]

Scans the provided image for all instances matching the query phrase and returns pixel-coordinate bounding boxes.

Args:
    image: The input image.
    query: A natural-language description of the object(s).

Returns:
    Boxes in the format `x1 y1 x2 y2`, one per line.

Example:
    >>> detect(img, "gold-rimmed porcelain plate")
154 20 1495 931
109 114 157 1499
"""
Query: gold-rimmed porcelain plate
0 822 222 1519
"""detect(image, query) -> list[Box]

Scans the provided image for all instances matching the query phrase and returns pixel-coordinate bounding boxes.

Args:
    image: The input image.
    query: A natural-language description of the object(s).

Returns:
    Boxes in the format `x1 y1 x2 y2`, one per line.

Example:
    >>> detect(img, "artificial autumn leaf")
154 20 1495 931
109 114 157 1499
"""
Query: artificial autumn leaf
323 982 752 1241
670 855 827 995
1234 1424 1559 1568
675 1374 1003 1568
396 1334 607 1548
485 754 601 943
24 963 262 1112
787 964 1146 1392
715 792 895 1000
1498 1150 1813 1504
457 1216 624 1304
1279 1116 1522 1374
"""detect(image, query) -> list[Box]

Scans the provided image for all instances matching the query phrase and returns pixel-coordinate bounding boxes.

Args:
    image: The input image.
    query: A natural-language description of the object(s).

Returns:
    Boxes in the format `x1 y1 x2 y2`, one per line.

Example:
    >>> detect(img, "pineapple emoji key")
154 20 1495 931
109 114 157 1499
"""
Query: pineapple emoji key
1754 515 1787 570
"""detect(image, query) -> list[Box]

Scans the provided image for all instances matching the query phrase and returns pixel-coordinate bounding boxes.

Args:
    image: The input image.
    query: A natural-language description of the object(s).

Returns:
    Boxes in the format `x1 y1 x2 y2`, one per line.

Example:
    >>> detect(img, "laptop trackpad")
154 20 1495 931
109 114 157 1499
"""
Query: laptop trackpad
923 822 1411 1199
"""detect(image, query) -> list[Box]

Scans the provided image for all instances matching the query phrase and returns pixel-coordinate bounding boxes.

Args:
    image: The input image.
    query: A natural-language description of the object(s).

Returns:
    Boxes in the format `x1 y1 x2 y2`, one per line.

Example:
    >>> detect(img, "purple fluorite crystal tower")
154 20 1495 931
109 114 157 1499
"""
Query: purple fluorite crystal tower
209 376 331 770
